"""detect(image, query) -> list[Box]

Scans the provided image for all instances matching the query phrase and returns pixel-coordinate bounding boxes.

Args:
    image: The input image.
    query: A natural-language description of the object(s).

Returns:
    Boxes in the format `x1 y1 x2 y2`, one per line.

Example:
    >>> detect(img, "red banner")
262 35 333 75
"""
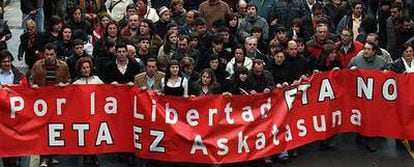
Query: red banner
1 70 414 164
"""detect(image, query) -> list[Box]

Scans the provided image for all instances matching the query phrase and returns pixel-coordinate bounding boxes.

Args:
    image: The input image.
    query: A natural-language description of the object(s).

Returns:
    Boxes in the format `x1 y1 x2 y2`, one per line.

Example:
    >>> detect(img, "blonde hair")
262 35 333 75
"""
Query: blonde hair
26 19 37 29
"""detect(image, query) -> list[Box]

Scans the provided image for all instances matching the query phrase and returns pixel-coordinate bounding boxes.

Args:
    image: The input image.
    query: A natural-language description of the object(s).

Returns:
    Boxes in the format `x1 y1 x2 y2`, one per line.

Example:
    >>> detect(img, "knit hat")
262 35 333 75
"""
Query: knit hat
158 6 170 16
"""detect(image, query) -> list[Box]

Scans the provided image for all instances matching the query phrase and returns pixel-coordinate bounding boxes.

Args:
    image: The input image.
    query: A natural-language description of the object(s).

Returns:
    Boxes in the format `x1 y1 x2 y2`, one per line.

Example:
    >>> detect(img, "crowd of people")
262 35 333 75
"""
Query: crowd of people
0 0 414 166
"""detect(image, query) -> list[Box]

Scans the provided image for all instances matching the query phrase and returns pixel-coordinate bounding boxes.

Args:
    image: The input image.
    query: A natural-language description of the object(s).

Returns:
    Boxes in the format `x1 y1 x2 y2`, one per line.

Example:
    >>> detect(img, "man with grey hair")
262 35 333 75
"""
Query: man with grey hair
237 0 247 19
244 36 270 68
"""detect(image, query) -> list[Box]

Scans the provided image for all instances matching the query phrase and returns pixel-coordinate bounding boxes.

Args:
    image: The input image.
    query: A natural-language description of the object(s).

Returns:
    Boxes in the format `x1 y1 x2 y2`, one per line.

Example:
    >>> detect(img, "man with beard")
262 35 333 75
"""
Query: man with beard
247 59 275 94
395 16 414 55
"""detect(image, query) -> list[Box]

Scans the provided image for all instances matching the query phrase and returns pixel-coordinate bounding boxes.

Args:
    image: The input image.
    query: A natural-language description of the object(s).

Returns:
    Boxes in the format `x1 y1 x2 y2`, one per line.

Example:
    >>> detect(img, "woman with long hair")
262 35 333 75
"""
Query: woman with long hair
207 55 229 85
189 68 221 96
318 44 342 71
222 66 250 95
225 12 242 43
161 60 188 96
93 21 127 58
158 30 178 58
92 13 112 45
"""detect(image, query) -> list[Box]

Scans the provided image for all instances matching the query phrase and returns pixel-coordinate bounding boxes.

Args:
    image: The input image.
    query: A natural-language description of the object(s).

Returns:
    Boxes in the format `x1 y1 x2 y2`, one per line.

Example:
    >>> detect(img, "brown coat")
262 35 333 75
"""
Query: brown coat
30 59 71 86
198 0 231 28
134 71 165 91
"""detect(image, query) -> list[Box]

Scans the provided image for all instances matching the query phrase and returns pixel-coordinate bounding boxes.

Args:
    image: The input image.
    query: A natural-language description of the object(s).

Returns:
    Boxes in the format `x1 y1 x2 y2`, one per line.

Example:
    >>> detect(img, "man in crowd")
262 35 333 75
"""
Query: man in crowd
336 28 364 67
269 0 307 29
66 39 94 80
172 35 201 67
101 44 141 84
244 36 268 65
127 44 146 72
121 14 140 39
247 59 275 94
336 0 365 39
286 40 310 83
134 37 156 65
118 3 137 29
386 3 404 60
30 43 70 167
356 33 393 64
236 0 247 19
154 6 172 38
248 0 275 20
134 57 165 92
349 41 387 70
306 23 334 60
0 50 24 88
179 10 199 35
30 43 70 88
238 3 269 40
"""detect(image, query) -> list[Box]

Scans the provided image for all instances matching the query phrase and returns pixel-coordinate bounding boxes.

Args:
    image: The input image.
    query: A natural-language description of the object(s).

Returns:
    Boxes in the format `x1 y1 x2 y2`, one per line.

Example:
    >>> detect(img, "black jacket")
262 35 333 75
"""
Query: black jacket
189 81 222 96
102 58 141 84
21 0 42 14
247 70 275 92
270 59 292 84
0 19 12 51
390 58 406 74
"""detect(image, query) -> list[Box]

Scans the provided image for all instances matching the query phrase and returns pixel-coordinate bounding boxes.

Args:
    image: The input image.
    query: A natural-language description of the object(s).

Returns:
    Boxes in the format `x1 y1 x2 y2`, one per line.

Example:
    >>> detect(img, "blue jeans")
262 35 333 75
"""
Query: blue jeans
278 151 289 158
22 7 44 32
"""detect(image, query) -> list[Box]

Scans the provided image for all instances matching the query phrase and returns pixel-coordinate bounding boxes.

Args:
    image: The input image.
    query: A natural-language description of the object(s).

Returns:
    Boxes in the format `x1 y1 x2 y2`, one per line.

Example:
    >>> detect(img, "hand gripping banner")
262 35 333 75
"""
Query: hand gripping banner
1 70 414 164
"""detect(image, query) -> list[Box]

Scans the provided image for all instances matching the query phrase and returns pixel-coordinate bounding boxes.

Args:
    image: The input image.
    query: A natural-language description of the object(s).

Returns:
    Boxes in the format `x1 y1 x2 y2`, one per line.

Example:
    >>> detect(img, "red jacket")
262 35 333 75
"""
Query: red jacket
336 41 363 67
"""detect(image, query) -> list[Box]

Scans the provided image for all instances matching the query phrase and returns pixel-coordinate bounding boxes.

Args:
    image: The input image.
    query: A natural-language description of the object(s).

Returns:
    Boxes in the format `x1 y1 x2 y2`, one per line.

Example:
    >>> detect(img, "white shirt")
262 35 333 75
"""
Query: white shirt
0 68 14 85
161 77 188 96
403 58 414 73
116 59 129 75
105 0 133 22
144 6 160 23
73 76 104 85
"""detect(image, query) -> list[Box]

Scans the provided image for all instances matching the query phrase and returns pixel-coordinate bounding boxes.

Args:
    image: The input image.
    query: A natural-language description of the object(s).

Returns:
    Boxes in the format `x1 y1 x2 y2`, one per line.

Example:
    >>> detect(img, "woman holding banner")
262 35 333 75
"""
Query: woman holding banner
189 68 221 96
390 43 414 150
390 43 414 74
72 57 102 166
161 59 189 97
222 66 250 95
